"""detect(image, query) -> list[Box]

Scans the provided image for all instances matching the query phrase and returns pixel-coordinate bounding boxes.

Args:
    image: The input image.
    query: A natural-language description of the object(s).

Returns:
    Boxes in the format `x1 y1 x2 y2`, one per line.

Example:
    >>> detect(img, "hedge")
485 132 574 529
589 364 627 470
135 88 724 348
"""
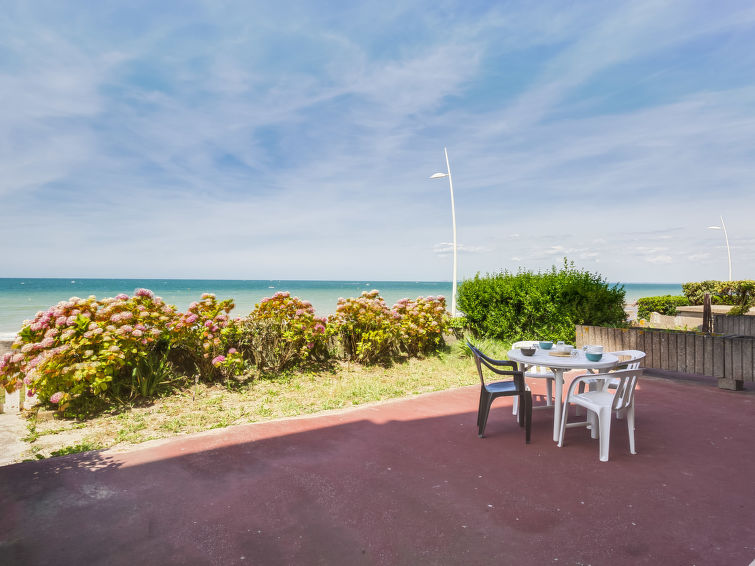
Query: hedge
636 295 690 320
456 261 626 343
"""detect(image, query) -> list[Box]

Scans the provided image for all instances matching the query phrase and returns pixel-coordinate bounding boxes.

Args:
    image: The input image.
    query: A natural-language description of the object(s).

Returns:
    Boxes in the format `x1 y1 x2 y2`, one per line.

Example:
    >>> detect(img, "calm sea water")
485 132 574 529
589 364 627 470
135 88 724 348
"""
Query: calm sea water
0 278 682 339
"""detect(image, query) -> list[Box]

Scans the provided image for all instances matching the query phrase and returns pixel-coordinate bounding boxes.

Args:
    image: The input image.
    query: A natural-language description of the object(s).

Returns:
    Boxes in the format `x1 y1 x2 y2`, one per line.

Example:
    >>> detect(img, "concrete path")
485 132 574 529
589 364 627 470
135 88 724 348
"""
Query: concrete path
0 412 27 466
1 374 753 565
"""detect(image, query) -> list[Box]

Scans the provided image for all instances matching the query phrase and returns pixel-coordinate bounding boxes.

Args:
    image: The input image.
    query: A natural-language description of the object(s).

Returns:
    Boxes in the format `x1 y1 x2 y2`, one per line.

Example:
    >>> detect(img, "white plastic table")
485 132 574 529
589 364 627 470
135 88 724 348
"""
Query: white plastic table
507 348 618 442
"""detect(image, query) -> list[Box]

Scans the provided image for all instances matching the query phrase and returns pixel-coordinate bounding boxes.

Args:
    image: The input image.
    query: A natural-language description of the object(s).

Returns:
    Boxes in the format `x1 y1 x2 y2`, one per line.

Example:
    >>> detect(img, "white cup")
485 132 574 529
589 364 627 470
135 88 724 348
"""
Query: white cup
588 345 603 354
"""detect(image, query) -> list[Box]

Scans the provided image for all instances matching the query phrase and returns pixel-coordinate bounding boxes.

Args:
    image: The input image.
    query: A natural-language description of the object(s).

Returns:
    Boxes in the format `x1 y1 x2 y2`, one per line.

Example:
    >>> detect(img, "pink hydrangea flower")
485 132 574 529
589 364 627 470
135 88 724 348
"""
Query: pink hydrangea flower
135 288 154 298
212 355 226 366
228 348 237 355
50 392 64 404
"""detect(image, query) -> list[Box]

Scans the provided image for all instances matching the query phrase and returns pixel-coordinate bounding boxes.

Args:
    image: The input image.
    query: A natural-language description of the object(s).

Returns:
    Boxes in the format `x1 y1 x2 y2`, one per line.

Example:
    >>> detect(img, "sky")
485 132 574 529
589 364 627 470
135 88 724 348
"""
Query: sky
1 1 754 284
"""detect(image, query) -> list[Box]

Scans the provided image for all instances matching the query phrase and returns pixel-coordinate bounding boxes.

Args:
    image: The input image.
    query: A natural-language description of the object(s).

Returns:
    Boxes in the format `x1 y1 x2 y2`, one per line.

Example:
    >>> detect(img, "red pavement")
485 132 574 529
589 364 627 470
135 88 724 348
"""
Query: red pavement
1 372 753 566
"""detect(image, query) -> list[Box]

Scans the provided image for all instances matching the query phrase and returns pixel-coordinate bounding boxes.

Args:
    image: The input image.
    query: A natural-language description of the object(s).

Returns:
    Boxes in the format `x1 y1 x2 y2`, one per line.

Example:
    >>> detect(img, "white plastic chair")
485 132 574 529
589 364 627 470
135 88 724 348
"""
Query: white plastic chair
579 350 646 418
511 340 556 416
558 368 643 462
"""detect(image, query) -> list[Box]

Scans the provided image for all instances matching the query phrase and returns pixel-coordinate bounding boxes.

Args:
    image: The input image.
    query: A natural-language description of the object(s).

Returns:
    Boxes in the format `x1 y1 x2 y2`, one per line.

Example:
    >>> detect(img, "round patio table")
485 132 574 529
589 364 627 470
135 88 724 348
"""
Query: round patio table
507 348 618 442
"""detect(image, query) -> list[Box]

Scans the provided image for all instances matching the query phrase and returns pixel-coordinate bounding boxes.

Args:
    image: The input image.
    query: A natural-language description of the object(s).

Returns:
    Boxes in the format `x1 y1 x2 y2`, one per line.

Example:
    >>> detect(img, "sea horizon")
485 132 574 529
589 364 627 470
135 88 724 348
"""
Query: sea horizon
0 278 684 339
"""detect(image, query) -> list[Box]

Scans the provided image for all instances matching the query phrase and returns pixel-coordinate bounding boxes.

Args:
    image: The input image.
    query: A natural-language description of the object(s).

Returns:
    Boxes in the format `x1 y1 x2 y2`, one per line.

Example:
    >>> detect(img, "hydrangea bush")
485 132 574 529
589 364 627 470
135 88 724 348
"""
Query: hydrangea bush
170 293 238 379
330 290 400 364
0 288 451 411
392 296 449 357
234 292 330 372
0 290 180 410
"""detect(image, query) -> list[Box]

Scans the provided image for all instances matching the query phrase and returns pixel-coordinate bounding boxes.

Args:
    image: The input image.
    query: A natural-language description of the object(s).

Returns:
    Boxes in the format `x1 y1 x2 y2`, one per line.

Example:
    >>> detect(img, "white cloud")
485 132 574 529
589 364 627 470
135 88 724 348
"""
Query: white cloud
0 1 754 284
646 255 673 265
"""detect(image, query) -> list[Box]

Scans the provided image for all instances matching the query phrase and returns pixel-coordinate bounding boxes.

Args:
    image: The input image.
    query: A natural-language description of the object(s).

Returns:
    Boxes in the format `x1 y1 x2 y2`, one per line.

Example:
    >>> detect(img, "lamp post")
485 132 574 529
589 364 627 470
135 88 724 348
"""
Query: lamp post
707 215 732 281
430 147 458 317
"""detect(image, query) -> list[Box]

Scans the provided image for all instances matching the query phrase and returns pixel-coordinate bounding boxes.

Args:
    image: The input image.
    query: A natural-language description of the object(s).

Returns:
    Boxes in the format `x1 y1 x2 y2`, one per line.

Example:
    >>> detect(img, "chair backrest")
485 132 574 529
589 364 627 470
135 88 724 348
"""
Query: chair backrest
467 342 524 390
512 340 538 349
511 341 553 376
610 350 646 370
610 368 643 411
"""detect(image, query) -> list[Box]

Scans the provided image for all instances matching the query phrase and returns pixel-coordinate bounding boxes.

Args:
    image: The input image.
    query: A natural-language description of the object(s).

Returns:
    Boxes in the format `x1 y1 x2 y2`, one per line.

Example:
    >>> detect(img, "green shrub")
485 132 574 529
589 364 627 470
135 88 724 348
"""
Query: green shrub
170 293 237 380
682 280 755 306
0 288 454 411
636 295 690 320
456 260 626 343
392 296 449 357
330 290 399 364
234 292 330 372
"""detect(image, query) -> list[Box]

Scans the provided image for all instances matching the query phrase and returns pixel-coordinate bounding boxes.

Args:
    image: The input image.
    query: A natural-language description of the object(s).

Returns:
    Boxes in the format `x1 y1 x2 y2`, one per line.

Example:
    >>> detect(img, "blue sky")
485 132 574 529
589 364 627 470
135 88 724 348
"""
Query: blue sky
2 1 754 283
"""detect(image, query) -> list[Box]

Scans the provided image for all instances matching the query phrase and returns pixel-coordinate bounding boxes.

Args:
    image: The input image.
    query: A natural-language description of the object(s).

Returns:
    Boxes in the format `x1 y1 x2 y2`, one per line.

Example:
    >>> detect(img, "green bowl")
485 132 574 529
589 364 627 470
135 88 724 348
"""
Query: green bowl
586 352 602 362
539 341 553 350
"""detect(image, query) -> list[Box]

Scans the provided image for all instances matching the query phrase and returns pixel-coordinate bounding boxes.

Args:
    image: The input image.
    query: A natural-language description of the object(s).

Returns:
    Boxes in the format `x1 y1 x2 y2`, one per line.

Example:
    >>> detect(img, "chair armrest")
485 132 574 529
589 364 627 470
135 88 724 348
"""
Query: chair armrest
563 373 598 400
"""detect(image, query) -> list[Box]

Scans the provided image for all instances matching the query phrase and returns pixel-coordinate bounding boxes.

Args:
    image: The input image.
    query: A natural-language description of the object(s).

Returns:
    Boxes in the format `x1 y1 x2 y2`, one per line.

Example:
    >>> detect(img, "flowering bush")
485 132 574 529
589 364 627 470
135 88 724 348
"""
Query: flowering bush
0 288 452 412
0 291 180 410
236 292 330 372
392 296 449 357
330 290 399 364
170 293 238 379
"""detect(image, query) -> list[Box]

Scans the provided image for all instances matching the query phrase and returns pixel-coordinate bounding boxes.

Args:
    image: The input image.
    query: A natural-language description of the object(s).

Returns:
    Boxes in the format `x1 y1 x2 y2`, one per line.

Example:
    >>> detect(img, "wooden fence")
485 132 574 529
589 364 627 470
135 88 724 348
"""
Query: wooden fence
575 325 754 390
713 314 755 337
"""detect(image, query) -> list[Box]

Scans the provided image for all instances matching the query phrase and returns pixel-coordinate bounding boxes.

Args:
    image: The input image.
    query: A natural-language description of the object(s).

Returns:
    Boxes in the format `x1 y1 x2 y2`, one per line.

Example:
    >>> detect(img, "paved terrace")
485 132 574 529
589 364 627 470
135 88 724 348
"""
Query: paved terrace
1 371 753 565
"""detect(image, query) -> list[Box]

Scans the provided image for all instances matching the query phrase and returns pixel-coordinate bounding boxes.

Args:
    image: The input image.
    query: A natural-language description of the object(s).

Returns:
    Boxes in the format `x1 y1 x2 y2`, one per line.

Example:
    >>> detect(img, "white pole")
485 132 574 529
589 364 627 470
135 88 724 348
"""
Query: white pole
444 148 458 318
720 215 732 281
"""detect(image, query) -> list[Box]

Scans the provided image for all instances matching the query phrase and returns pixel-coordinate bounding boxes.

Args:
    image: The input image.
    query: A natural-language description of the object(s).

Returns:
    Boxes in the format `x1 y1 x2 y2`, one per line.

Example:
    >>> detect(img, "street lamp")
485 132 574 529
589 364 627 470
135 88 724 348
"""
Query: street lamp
430 147 458 317
707 215 732 281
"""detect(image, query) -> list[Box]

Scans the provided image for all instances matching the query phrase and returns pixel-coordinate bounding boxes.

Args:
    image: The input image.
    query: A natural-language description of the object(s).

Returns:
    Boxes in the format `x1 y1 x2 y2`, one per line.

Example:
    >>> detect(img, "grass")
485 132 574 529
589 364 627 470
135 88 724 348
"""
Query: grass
19 338 507 461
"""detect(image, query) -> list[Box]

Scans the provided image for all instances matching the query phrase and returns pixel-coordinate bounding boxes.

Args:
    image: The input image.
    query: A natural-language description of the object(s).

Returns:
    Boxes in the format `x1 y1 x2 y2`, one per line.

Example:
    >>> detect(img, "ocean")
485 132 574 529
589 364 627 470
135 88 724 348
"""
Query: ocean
0 278 682 339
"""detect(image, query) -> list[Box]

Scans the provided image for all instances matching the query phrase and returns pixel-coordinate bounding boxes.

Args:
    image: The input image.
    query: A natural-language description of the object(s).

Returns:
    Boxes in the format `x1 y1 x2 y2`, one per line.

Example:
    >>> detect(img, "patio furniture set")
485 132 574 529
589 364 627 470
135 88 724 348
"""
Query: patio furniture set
469 340 646 462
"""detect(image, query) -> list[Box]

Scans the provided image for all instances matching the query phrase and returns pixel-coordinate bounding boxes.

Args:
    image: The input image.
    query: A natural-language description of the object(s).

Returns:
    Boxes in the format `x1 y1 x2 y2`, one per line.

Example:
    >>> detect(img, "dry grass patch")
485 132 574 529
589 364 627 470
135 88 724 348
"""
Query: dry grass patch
20 349 479 462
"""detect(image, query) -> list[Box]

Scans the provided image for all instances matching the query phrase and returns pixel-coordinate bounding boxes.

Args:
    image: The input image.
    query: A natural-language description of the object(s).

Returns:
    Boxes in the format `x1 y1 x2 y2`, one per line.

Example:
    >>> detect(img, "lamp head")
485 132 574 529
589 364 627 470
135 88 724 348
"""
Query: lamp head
707 226 722 230
430 172 448 179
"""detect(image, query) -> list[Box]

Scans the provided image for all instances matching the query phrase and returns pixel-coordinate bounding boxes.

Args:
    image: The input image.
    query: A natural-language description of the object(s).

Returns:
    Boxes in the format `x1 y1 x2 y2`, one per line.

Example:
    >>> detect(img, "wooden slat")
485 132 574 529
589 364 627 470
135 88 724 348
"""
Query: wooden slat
686 333 696 374
673 332 682 372
713 336 725 379
743 339 754 381
650 331 658 369
704 334 714 376
732 337 743 380
694 334 705 375
667 332 677 372
660 332 670 371
643 330 652 368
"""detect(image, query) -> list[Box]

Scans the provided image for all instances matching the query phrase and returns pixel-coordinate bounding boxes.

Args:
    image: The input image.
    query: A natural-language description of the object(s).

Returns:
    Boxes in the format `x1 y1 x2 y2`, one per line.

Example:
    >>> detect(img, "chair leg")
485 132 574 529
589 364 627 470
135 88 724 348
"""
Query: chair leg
477 390 485 429
477 391 488 436
558 400 569 447
524 390 532 443
598 407 612 462
589 410 598 439
512 394 519 416
479 396 494 438
545 379 553 407
517 393 525 427
627 404 636 455
575 381 586 416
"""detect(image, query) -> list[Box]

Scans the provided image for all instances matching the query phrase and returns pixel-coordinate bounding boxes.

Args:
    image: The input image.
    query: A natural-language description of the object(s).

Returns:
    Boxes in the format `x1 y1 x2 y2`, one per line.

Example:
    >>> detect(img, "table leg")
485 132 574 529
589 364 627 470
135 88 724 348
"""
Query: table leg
552 369 565 442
